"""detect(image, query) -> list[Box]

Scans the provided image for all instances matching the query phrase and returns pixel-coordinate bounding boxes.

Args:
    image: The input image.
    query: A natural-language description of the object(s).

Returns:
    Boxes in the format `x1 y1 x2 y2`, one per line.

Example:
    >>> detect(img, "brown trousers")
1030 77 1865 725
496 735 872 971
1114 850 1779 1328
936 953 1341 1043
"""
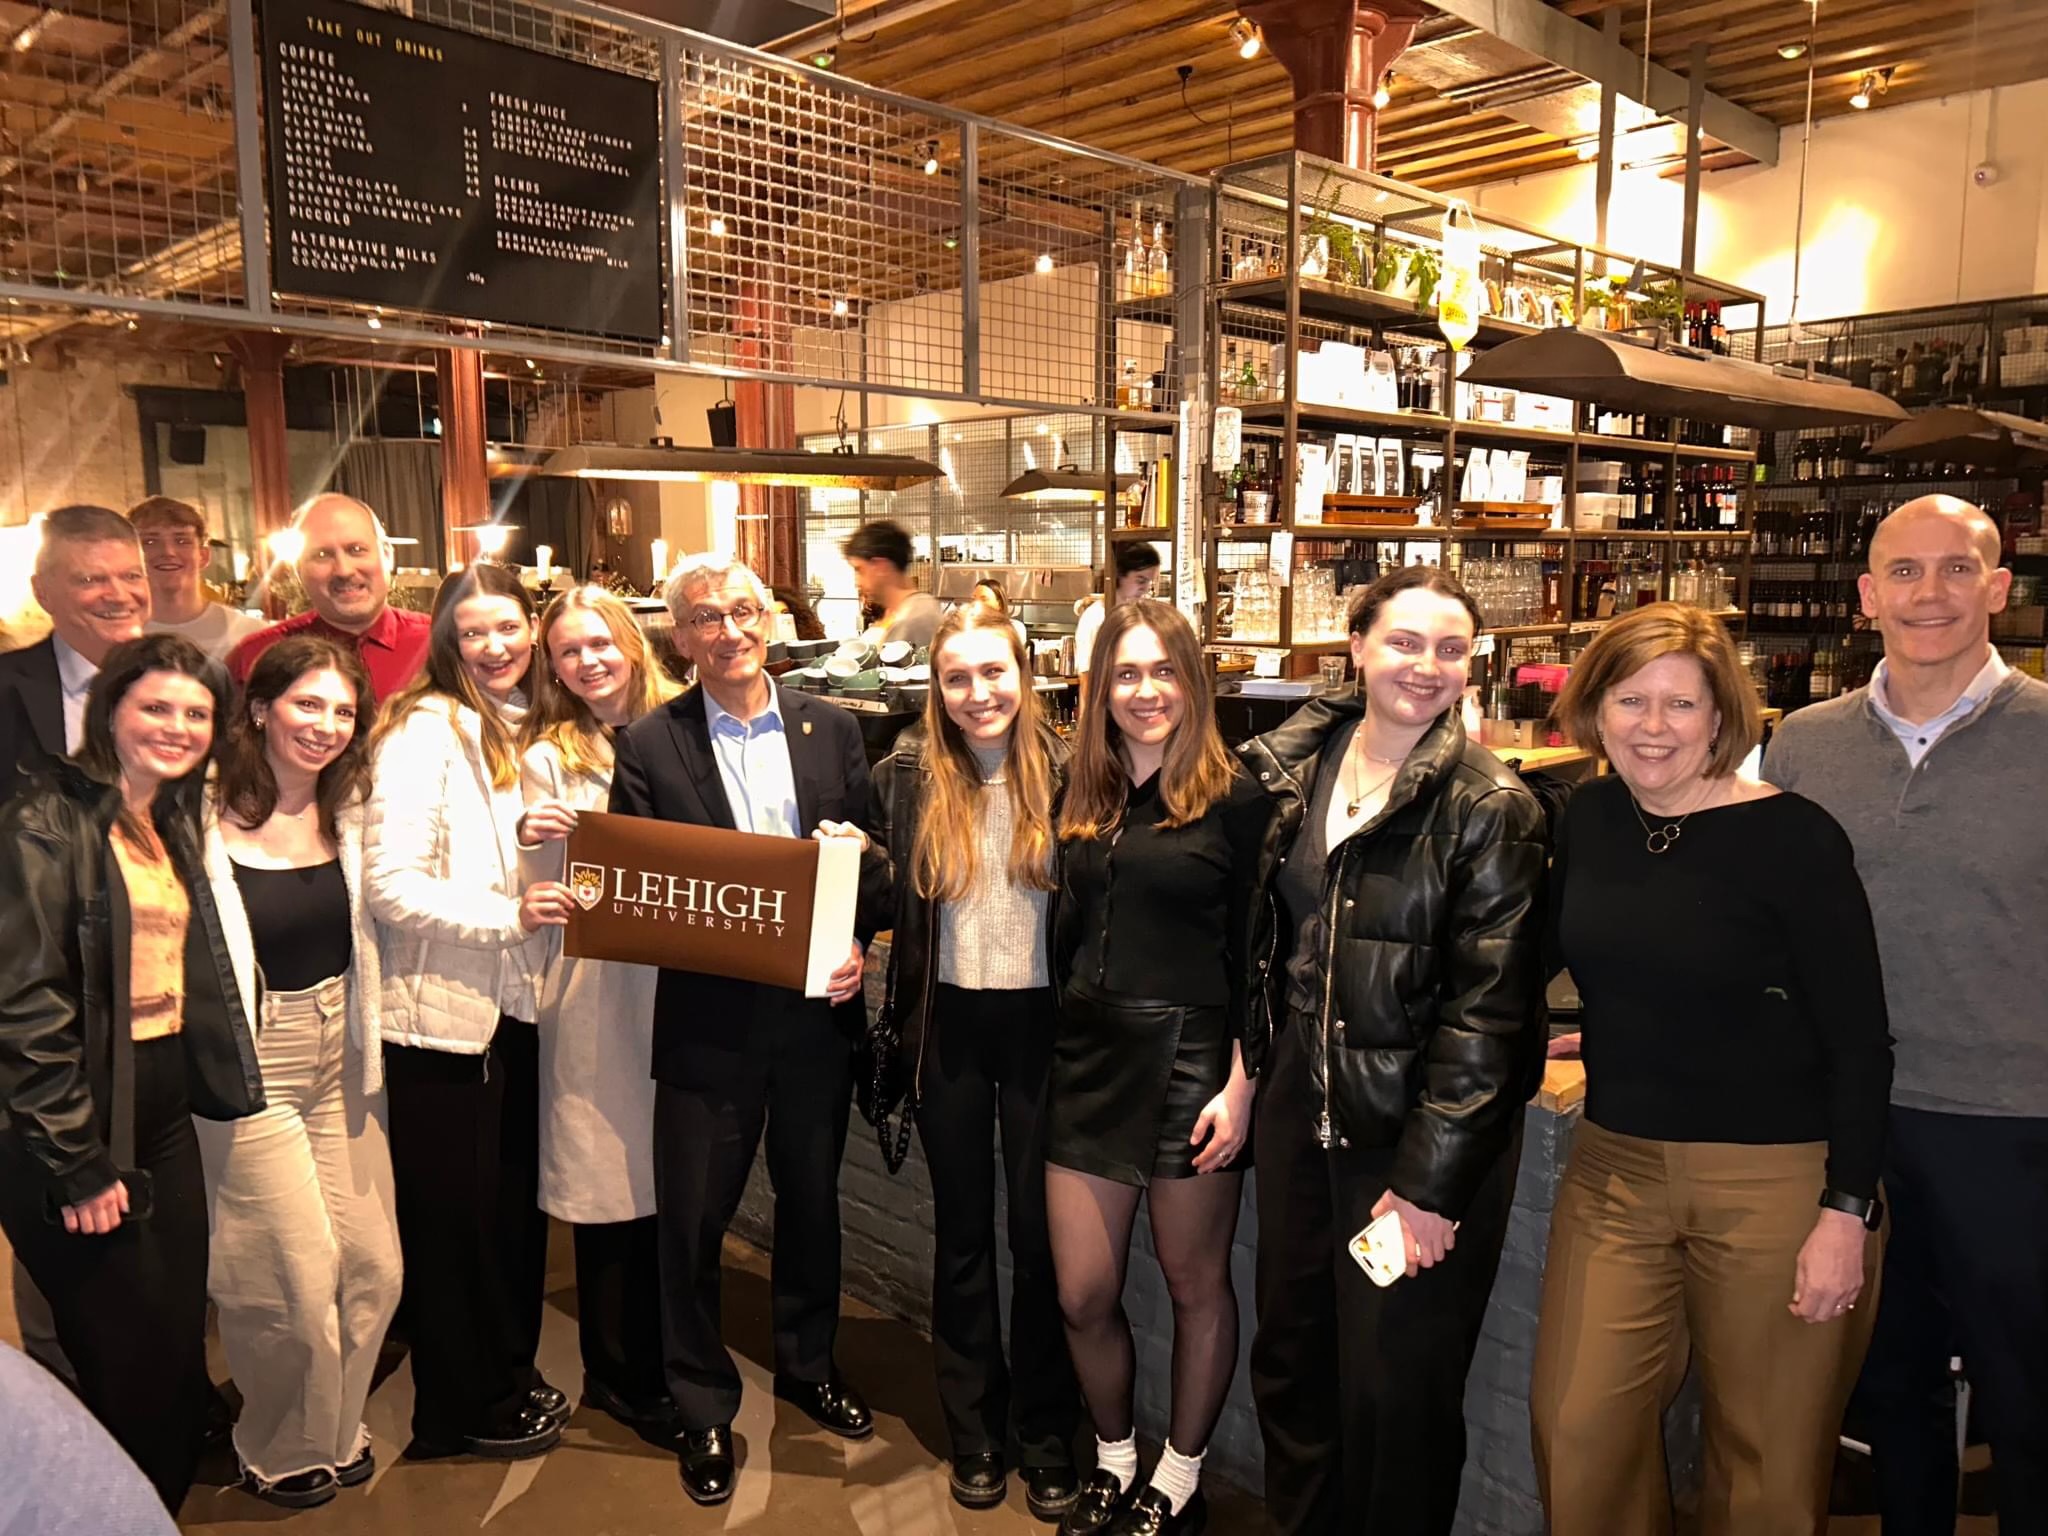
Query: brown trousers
1531 1122 1883 1536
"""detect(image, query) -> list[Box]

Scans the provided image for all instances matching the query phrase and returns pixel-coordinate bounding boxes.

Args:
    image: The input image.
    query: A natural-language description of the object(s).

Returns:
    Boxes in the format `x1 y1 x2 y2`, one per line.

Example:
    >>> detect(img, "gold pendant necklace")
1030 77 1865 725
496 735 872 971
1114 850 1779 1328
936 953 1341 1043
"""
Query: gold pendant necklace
1343 738 1402 818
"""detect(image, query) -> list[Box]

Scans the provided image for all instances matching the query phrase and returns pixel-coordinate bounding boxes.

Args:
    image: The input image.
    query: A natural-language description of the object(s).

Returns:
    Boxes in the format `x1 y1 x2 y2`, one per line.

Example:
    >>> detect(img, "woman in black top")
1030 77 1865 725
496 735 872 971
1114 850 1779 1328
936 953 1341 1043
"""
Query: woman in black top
1240 566 1548 1536
0 634 261 1511
1532 603 1891 1536
196 635 402 1508
1048 600 1271 1536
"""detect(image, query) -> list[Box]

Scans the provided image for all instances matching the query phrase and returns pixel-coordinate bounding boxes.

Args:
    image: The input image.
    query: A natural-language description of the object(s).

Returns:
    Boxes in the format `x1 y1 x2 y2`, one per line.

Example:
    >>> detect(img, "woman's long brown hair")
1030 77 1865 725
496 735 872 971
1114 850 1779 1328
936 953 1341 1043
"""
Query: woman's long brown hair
217 634 375 841
912 605 1058 901
372 563 550 789
1059 599 1236 839
531 584 678 781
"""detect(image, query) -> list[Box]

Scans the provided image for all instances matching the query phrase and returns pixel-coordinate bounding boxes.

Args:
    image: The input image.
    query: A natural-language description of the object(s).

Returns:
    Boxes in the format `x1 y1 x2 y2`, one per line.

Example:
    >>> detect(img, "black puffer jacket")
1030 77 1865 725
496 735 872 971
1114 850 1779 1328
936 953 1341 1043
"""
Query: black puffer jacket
0 763 263 1205
1240 696 1548 1218
866 722 1069 1103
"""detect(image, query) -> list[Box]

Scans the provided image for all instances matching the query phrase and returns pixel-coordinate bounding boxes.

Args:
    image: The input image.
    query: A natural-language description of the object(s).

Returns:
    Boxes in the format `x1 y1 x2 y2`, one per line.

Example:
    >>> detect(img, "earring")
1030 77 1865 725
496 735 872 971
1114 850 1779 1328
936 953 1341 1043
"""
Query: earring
1708 733 1719 753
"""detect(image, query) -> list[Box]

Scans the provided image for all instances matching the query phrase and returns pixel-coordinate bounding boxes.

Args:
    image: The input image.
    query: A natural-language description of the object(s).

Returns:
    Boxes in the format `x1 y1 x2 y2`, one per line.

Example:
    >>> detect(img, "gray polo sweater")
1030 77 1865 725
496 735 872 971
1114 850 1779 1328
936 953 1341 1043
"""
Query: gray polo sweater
1763 671 2048 1117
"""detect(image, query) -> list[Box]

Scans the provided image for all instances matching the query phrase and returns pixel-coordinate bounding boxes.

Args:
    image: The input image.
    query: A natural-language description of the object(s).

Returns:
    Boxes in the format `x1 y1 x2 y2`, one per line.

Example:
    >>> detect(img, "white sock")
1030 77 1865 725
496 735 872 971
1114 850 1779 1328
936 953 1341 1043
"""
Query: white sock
1095 1433 1138 1493
1149 1441 1204 1516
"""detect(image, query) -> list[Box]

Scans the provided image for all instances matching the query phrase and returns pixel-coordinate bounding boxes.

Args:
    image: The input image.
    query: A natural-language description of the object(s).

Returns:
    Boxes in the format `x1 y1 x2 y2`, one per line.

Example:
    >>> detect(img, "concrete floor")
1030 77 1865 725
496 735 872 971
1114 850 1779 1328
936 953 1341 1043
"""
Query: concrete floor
0 1223 1996 1535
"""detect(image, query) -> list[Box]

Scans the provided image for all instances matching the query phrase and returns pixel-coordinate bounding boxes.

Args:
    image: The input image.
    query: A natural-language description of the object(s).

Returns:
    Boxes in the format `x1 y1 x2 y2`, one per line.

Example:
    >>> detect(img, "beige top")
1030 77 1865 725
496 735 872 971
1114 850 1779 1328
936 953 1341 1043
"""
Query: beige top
112 828 188 1041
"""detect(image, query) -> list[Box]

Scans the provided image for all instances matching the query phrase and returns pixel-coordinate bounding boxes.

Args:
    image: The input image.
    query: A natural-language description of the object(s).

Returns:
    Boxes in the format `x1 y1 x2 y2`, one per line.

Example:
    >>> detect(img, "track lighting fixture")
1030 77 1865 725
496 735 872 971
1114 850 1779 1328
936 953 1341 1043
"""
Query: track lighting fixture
1229 17 1262 60
1777 41 1807 60
1850 66 1893 110
1035 252 1054 274
922 141 939 176
1372 69 1394 110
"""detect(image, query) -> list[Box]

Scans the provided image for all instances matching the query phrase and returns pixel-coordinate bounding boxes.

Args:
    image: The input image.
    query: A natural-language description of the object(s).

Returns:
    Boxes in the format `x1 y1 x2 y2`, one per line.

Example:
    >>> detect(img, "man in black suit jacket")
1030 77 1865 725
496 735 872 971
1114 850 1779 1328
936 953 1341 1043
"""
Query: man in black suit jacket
609 556 888 1509
2 506 149 1388
0 505 150 804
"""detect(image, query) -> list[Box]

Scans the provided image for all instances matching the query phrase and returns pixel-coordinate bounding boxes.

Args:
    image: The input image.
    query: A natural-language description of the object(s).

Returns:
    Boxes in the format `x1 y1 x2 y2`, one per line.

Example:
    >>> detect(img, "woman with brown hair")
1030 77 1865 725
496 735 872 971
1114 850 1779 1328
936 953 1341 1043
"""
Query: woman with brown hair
1532 602 1891 1536
1047 599 1272 1536
1241 565 1547 1536
364 563 573 1462
0 634 259 1511
866 604 1080 1517
514 585 678 1441
197 634 401 1508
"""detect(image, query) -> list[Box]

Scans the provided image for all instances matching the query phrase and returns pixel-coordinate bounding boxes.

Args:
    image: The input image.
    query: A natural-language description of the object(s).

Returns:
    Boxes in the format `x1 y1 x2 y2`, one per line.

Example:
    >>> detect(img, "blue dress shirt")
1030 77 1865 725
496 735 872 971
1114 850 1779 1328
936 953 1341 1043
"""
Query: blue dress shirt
702 682 801 837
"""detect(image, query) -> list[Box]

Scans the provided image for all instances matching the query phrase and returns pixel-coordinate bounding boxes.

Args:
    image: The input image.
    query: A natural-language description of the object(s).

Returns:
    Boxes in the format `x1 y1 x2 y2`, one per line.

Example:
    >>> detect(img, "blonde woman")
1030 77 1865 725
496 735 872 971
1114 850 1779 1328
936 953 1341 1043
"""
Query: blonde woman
866 605 1079 1516
364 563 570 1462
1048 600 1272 1536
516 586 678 1441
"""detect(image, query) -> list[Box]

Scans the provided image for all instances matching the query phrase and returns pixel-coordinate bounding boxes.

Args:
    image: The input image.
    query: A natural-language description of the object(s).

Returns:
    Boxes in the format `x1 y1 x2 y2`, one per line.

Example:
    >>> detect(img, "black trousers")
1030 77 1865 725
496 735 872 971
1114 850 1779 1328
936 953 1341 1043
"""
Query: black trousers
1856 1106 2048 1533
384 1016 549 1444
916 984 1078 1468
1249 1012 1521 1536
0 1036 208 1512
653 994 853 1430
573 1215 667 1411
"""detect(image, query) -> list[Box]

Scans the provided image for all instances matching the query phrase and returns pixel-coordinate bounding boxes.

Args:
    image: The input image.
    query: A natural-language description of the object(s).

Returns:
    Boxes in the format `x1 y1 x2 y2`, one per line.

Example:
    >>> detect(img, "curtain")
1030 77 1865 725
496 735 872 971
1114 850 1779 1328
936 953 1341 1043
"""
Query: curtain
330 440 442 558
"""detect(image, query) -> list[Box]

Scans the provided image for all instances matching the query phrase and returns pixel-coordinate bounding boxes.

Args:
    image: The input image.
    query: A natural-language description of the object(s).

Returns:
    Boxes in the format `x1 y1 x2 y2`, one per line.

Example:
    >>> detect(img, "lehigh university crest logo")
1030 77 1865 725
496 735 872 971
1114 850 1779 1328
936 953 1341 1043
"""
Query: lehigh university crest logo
568 862 606 912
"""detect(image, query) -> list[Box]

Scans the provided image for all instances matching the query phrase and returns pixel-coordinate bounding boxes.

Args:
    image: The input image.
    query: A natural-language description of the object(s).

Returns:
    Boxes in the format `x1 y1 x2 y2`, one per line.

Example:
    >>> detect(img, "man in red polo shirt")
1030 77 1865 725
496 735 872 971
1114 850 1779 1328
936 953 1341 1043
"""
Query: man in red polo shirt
228 493 431 703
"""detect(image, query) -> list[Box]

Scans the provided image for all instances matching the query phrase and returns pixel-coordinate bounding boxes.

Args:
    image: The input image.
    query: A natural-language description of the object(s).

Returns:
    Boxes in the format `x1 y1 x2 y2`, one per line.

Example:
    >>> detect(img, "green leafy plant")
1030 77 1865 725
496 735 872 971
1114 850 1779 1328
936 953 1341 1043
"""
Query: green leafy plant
1372 238 1402 291
1405 247 1442 308
1637 280 1683 331
1325 223 1359 286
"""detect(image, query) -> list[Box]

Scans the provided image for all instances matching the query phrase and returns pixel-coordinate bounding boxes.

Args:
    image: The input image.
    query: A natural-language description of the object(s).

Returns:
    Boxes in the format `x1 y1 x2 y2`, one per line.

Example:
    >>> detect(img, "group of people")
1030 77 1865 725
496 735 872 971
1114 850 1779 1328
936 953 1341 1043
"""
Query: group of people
0 488 2039 1536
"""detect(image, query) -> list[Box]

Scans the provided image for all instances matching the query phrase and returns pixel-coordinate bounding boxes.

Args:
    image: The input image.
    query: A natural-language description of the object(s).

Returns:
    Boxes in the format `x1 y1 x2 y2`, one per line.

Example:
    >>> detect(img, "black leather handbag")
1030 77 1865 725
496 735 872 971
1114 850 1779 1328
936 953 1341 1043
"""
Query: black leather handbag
855 976 913 1175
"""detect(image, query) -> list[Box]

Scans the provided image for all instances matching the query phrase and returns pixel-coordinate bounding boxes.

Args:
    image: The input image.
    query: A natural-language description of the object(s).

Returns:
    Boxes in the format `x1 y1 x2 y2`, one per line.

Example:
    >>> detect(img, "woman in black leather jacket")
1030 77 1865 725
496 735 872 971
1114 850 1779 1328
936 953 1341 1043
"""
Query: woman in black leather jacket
1239 566 1547 1536
866 605 1080 1518
0 633 262 1511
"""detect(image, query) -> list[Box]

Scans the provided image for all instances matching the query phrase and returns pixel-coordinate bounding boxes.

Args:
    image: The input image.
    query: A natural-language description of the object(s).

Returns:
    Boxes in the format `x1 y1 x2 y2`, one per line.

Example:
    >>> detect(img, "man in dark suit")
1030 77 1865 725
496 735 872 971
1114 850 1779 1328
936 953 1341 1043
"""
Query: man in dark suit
609 555 887 1509
1 504 149 1384
0 504 149 803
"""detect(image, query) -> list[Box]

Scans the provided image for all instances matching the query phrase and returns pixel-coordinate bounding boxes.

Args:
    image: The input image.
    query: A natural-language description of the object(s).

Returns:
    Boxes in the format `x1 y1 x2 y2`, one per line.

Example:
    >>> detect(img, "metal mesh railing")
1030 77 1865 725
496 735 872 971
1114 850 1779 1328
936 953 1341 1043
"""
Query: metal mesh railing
0 0 242 306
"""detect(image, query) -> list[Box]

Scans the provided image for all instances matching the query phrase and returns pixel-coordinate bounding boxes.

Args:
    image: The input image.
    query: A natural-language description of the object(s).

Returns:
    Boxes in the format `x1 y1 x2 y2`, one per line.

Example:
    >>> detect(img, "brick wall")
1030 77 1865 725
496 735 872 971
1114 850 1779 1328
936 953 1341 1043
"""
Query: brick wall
727 946 1682 1528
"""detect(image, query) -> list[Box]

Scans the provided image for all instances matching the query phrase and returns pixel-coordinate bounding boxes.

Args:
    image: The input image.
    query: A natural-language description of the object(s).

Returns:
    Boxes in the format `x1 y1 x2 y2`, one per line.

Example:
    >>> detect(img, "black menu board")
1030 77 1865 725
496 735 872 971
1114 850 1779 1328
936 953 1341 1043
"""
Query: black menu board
260 0 663 342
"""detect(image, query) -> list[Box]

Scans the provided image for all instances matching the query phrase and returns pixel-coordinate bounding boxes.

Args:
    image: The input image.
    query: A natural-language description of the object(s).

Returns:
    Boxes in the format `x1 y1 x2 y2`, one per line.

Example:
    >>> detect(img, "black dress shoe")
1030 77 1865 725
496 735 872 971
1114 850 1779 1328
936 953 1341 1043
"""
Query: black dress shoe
529 1382 570 1422
243 1468 339 1509
1025 1463 1081 1521
772 1375 874 1440
403 1405 563 1462
583 1376 682 1449
950 1452 1007 1510
677 1425 735 1506
336 1445 375 1487
1107 1488 1206 1536
1057 1469 1132 1536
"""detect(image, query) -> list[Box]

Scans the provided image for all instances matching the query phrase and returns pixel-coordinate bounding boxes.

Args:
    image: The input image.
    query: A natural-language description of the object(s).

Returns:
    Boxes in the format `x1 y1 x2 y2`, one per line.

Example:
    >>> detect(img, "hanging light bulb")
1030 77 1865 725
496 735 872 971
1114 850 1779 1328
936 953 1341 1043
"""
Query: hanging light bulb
1372 70 1394 111
1850 67 1892 110
1035 252 1054 275
1229 18 1262 60
831 296 850 316
922 141 940 176
707 213 727 237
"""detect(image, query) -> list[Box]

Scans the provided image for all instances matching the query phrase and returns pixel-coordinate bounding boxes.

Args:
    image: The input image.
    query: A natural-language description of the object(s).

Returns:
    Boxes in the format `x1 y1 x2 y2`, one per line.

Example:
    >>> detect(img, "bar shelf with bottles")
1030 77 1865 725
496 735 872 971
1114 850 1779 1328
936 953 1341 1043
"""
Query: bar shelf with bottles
1200 151 1765 677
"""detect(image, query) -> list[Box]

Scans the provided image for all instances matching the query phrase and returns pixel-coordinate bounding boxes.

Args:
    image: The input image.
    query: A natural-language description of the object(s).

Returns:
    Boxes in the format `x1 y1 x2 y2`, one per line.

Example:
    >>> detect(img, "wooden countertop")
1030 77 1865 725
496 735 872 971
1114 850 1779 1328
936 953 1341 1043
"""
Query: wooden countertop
1488 743 1593 774
1537 1059 1586 1112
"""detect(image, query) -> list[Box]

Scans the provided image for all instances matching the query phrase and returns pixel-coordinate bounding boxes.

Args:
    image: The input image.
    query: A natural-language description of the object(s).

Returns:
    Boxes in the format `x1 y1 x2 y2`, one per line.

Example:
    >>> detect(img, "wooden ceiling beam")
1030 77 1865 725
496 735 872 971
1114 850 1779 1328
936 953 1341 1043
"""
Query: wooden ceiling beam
845 0 1224 91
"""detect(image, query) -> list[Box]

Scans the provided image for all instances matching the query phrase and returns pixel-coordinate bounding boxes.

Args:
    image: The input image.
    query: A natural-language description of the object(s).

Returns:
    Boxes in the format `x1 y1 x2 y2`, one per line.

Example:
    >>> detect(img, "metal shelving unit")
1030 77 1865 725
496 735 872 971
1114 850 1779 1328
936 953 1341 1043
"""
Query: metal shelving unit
1201 151 1763 677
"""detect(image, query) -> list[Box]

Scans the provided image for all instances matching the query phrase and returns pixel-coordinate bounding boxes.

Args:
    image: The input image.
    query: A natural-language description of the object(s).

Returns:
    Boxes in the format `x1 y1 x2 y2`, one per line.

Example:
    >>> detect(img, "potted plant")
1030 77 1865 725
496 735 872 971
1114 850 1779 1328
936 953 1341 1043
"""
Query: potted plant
1371 237 1403 294
1325 223 1360 288
1637 281 1683 336
1404 246 1442 310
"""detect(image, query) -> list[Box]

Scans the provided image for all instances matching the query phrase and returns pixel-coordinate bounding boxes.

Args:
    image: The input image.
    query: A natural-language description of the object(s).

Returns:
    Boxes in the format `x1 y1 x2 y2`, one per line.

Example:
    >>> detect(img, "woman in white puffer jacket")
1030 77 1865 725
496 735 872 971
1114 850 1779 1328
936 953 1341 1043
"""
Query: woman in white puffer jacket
363 563 573 1464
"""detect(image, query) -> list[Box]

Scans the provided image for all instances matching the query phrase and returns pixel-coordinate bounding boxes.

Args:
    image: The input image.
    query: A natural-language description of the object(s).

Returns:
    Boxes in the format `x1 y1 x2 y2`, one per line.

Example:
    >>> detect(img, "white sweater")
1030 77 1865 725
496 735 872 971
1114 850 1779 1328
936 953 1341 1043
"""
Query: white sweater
364 696 543 1053
203 793 385 1095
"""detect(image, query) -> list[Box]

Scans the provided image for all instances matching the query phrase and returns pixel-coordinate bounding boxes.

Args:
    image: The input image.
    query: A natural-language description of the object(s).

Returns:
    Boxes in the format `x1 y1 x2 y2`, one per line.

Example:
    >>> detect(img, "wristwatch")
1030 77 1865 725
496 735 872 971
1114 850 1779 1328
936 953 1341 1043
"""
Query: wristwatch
1818 1188 1885 1230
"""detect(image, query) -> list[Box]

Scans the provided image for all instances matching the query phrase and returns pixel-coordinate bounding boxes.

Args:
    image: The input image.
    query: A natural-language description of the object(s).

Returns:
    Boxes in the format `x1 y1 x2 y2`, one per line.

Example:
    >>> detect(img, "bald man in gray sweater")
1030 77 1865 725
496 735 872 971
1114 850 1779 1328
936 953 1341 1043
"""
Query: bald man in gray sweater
1764 495 2048 1535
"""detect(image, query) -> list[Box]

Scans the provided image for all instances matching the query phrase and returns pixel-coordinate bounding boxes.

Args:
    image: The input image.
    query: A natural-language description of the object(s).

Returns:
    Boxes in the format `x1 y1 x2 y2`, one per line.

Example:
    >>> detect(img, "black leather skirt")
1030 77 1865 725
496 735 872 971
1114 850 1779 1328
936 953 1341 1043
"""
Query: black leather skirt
1046 975 1250 1186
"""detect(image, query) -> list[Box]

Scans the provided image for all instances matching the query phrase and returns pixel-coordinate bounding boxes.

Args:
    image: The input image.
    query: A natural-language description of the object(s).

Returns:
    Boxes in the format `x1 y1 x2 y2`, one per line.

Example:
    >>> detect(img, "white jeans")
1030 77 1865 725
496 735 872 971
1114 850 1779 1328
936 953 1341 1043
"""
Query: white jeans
194 975 402 1482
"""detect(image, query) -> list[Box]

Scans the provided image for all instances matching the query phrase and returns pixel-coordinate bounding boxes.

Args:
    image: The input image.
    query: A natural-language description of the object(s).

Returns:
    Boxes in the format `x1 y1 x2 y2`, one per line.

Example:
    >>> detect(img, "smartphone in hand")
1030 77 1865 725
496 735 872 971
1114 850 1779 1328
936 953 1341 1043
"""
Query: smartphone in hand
1348 1209 1407 1288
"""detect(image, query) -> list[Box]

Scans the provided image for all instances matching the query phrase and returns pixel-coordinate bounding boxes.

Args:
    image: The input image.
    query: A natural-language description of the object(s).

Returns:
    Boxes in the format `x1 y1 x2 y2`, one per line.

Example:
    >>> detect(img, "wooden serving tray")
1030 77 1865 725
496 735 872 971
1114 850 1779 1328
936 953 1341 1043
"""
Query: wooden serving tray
1453 516 1553 532
1318 495 1423 527
1454 500 1554 517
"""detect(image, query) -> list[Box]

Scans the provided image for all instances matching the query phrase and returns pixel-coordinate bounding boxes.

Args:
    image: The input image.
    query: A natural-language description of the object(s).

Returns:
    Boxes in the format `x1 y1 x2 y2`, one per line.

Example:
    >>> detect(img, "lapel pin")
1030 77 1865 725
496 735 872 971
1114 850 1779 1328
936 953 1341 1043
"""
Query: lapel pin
803 720 813 735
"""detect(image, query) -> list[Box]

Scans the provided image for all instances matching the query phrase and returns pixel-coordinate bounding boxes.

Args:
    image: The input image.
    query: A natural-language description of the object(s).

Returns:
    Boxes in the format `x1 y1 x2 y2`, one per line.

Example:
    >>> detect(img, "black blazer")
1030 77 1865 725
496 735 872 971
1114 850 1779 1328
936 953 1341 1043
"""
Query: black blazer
609 682 890 1082
0 639 65 806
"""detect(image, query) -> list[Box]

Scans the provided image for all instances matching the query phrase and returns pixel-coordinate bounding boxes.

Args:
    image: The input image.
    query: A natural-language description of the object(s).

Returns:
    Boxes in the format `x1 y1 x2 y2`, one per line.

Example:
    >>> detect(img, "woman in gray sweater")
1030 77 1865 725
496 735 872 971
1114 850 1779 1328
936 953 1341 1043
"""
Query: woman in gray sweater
867 605 1080 1519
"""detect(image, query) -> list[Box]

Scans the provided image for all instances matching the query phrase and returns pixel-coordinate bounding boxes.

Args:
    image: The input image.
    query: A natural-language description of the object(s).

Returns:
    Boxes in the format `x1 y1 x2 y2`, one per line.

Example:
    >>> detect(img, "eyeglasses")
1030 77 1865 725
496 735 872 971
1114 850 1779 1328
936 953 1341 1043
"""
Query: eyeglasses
683 600 767 637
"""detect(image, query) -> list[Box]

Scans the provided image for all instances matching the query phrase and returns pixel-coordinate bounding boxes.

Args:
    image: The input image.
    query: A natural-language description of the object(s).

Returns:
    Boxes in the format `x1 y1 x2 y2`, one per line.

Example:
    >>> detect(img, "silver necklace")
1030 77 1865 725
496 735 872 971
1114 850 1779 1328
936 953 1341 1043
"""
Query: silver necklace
1629 792 1698 854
